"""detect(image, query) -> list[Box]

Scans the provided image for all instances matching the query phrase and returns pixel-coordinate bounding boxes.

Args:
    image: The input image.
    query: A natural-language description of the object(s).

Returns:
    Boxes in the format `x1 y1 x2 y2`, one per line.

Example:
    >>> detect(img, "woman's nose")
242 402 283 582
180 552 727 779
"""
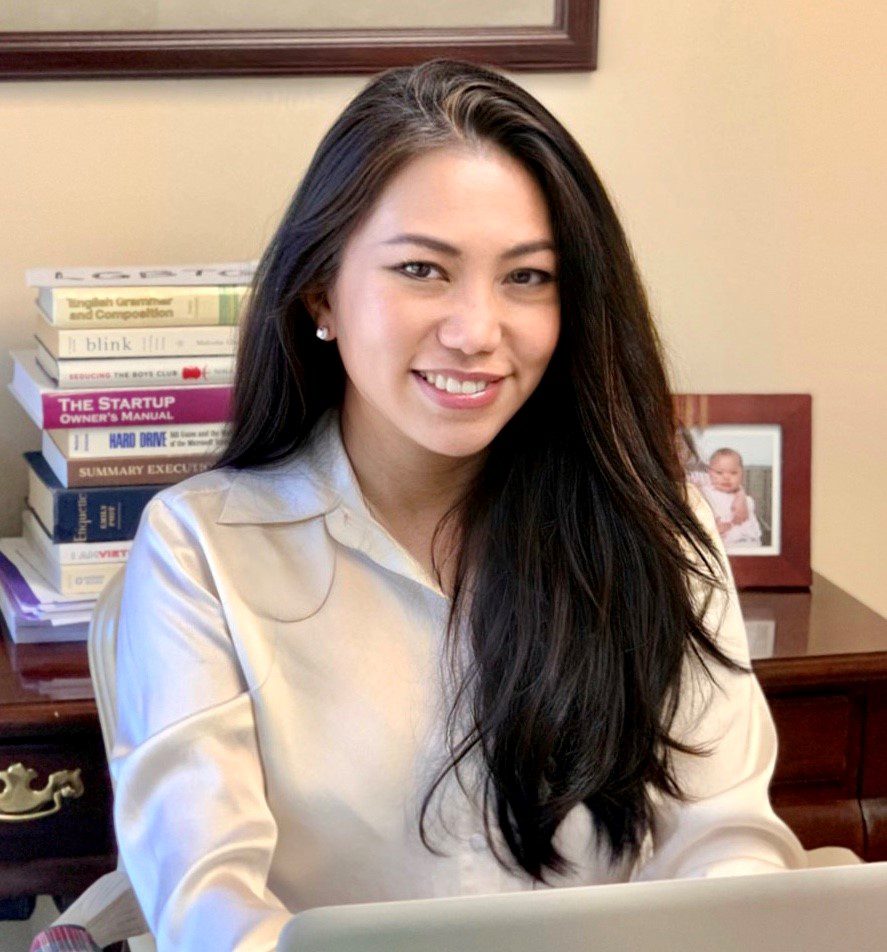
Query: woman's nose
436 287 503 354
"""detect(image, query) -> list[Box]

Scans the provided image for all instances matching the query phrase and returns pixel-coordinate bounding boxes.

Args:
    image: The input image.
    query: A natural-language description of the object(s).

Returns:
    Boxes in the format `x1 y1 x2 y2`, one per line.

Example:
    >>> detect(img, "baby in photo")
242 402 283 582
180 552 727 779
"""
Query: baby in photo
690 448 763 547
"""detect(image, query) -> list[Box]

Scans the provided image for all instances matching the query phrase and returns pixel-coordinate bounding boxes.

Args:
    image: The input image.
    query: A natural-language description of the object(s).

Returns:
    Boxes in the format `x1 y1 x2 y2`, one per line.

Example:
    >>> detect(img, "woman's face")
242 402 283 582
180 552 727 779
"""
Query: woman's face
314 145 561 461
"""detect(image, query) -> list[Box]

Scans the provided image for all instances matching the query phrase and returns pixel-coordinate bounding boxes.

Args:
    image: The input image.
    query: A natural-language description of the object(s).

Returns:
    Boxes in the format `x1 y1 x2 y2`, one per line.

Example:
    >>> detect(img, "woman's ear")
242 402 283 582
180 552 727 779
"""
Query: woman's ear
301 286 336 339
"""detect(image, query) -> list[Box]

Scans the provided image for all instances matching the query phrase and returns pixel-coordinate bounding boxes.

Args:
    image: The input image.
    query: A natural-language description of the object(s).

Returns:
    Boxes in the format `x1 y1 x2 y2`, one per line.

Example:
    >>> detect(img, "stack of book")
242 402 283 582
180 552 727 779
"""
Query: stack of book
2 261 254 643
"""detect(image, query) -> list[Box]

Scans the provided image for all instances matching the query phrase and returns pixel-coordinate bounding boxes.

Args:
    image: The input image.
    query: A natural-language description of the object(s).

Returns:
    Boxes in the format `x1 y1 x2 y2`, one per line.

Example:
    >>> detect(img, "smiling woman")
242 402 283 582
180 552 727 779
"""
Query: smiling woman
107 59 808 951
310 146 560 474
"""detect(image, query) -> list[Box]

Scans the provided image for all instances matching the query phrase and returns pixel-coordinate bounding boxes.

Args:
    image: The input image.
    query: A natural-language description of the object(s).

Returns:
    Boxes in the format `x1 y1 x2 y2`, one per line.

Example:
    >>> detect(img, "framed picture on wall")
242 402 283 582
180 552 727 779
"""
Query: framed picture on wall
674 393 812 590
0 0 597 79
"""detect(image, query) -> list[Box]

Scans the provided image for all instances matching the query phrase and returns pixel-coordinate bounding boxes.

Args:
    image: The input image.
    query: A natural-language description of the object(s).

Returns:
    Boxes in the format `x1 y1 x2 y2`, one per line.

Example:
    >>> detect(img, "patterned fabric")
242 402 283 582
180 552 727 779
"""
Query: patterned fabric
29 924 101 952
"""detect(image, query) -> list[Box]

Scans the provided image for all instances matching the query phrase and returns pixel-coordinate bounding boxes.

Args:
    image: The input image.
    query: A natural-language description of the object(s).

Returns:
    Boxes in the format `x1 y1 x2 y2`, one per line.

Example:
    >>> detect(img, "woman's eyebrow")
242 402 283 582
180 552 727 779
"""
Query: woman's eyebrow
380 233 555 260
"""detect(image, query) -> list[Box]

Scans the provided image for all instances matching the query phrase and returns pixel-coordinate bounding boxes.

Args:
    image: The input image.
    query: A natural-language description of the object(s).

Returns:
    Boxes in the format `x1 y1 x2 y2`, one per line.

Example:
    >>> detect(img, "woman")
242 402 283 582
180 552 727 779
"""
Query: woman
109 59 806 950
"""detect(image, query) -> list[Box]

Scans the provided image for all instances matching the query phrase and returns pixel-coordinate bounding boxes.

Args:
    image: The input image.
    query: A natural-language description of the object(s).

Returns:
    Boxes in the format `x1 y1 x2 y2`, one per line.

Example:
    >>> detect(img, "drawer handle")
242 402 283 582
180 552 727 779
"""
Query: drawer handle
0 762 84 823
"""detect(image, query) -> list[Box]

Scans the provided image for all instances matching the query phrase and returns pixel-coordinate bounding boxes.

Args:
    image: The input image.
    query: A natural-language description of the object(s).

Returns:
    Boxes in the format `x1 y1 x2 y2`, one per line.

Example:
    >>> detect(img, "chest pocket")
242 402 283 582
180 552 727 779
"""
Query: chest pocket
210 517 336 624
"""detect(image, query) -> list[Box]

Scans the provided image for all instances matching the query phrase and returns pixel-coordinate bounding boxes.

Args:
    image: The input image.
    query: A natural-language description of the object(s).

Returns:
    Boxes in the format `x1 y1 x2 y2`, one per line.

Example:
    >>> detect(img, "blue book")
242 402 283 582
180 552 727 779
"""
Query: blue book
25 451 161 543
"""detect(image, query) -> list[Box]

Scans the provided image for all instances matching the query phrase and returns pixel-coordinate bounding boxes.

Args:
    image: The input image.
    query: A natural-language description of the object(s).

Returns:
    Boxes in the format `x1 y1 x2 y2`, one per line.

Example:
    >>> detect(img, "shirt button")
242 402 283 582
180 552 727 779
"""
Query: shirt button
469 833 486 853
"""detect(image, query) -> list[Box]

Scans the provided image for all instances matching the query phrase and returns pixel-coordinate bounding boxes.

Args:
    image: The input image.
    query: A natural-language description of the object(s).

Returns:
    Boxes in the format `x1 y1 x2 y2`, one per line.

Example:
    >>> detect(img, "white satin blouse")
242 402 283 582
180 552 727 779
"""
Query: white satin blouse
110 408 807 951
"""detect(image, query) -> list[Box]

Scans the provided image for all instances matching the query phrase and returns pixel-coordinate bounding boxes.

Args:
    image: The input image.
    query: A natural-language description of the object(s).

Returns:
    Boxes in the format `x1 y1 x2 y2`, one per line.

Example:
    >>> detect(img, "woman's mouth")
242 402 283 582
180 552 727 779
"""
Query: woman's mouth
412 370 505 409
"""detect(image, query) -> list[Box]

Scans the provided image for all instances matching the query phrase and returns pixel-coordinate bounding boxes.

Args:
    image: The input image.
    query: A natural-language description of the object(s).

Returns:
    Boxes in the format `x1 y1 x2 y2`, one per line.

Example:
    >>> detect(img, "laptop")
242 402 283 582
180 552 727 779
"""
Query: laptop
278 861 887 952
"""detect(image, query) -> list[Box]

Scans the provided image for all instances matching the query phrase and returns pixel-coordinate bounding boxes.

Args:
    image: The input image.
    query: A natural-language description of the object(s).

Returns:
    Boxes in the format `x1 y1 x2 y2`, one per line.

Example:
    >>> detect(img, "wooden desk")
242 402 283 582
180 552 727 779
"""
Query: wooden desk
0 639 115 900
742 576 887 860
0 573 885 900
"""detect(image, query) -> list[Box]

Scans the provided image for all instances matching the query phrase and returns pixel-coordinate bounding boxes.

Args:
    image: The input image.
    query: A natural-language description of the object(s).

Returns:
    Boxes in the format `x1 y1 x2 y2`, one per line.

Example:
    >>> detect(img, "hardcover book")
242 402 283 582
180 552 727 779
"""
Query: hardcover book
25 451 162 543
46 423 227 459
35 317 238 359
18 510 125 596
36 343 235 389
22 507 133 565
26 260 256 287
9 349 232 429
35 284 249 328
42 435 214 487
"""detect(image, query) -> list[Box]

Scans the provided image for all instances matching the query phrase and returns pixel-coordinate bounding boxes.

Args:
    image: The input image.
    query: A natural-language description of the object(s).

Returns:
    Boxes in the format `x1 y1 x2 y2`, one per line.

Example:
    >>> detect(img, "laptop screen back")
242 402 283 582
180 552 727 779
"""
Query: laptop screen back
278 861 887 952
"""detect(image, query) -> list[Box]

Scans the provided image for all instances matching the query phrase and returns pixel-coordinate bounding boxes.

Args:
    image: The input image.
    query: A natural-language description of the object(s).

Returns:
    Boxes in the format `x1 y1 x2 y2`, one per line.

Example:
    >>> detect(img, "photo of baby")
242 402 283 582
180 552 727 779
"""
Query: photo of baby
688 448 762 546
683 424 781 556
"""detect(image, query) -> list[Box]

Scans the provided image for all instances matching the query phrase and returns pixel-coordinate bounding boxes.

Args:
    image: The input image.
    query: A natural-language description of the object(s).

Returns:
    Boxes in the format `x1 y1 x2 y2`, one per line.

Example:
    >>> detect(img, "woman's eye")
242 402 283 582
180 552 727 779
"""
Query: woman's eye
395 263 556 285
510 268 555 286
399 261 441 280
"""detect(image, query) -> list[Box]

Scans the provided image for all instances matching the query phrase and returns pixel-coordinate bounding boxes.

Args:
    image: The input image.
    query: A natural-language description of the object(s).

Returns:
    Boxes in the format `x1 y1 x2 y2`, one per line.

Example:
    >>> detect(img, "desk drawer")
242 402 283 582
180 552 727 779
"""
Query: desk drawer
0 736 115 863
769 693 862 793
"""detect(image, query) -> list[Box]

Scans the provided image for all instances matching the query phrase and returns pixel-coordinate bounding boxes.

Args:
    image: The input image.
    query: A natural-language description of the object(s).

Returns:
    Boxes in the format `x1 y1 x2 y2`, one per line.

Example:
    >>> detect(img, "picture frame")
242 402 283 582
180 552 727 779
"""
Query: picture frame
0 0 597 80
674 393 812 590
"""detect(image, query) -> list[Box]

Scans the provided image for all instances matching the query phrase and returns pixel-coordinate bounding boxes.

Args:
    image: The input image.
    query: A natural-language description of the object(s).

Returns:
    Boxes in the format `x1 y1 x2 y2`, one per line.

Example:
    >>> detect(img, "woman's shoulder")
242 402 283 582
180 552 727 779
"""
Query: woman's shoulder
132 453 338 621
141 466 243 535
143 449 334 536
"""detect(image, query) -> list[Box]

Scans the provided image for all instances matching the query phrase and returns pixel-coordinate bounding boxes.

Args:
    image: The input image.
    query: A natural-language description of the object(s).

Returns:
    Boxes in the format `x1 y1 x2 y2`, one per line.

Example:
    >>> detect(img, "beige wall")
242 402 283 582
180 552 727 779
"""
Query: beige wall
1 1 884 615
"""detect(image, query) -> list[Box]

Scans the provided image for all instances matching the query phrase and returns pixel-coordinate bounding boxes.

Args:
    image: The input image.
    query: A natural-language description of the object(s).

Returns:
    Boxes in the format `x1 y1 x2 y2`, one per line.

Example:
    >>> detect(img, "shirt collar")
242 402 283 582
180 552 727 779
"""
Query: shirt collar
217 408 351 526
217 408 448 599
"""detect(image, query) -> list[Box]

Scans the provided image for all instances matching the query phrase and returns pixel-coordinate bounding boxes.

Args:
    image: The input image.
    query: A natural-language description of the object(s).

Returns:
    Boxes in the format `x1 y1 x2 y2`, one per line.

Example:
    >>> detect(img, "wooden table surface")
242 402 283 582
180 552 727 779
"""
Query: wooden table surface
743 573 887 683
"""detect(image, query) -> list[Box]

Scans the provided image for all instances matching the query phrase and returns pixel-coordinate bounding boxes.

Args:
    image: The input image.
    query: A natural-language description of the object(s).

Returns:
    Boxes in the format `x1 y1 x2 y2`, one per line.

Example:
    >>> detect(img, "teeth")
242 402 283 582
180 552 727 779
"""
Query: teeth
419 372 489 395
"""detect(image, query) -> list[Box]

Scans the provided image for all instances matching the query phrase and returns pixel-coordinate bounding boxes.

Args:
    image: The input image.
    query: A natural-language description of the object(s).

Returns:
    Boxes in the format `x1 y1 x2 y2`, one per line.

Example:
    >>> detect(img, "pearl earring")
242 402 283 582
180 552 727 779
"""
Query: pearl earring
316 325 330 341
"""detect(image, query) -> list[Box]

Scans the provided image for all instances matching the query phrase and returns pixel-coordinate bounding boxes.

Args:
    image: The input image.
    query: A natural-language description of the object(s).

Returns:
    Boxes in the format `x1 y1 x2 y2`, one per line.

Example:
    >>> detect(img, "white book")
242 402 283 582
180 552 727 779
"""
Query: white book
35 341 235 389
26 260 257 287
14 520 125 596
0 539 96 606
47 422 228 458
23 507 133 566
35 315 239 359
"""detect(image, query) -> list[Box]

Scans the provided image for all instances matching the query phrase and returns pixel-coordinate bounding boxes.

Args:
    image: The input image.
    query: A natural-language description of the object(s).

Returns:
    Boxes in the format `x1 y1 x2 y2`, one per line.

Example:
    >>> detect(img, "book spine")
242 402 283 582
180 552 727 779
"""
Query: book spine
57 456 214 488
40 385 232 429
47 485 161 543
52 561 125 597
38 323 238 358
47 286 248 327
51 541 131 566
50 538 131 567
47 354 235 389
57 542 132 565
27 262 256 287
22 508 131 572
53 423 227 458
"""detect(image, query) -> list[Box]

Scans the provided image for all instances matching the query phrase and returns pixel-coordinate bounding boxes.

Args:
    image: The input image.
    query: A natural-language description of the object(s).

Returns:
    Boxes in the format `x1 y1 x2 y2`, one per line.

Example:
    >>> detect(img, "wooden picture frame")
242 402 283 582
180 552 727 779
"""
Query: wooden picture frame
674 394 812 590
0 0 597 80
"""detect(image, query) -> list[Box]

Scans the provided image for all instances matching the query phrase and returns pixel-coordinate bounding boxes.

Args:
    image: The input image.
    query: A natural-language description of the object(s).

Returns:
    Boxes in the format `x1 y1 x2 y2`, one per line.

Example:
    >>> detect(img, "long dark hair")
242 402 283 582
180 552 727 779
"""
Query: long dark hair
217 58 748 882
